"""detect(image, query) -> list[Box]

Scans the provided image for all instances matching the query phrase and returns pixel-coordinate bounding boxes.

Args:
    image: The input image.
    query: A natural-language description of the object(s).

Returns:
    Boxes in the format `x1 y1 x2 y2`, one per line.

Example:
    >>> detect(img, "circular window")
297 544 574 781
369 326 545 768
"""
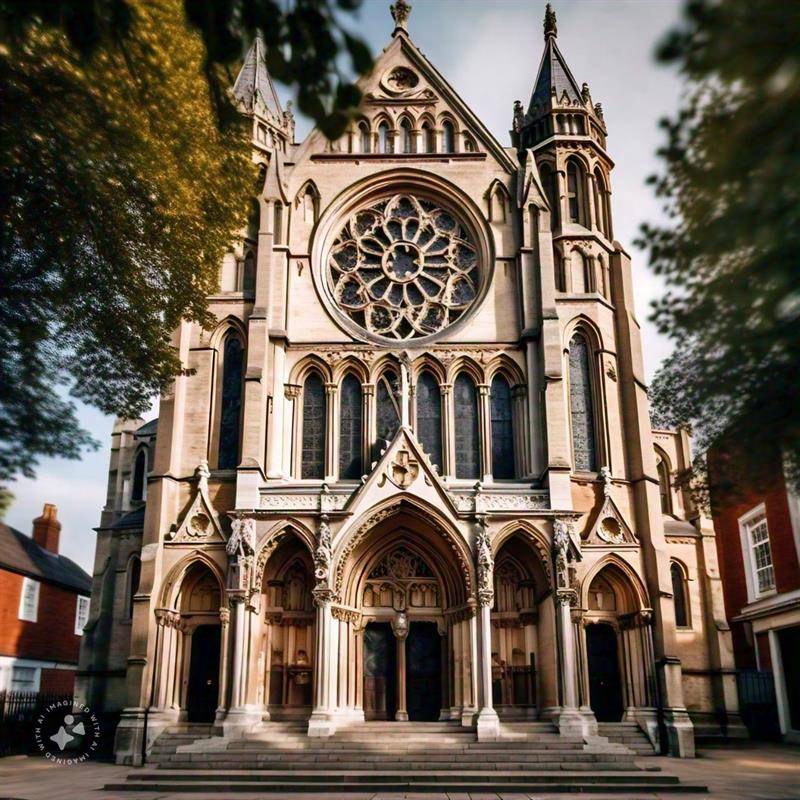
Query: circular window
326 193 481 341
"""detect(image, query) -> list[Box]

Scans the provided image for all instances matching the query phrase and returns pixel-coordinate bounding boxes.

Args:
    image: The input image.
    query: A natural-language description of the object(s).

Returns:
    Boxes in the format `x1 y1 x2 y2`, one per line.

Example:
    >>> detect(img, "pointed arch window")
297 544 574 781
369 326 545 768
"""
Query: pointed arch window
359 122 370 154
301 372 326 479
566 159 586 225
131 449 146 502
378 121 392 154
441 120 455 153
376 369 401 447
273 202 283 245
491 374 514 479
218 334 244 470
422 122 434 153
339 374 363 480
454 373 480 479
568 333 597 472
242 251 256 293
539 162 559 228
400 118 413 154
656 452 672 514
416 371 442 472
671 561 690 628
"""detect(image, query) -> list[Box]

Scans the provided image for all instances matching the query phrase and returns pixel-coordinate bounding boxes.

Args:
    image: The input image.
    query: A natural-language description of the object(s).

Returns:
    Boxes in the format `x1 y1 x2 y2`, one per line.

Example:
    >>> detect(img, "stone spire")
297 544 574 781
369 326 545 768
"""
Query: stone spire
544 2 557 39
391 0 412 34
232 34 283 122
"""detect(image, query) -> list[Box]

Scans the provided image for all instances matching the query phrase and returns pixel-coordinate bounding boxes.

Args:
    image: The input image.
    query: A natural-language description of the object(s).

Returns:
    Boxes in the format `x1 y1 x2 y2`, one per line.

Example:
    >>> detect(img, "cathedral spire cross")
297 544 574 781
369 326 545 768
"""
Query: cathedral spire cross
544 3 557 39
391 0 412 34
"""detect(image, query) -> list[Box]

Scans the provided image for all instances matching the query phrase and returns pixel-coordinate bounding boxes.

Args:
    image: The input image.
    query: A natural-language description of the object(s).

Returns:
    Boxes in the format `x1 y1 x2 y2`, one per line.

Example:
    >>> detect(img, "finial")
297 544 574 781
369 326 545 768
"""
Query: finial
391 0 412 33
544 3 557 39
581 82 591 104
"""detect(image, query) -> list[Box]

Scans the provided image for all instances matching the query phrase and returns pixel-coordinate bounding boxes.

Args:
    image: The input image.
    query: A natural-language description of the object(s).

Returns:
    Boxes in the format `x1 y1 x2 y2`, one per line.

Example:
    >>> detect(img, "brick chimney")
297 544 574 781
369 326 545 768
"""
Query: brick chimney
32 503 61 554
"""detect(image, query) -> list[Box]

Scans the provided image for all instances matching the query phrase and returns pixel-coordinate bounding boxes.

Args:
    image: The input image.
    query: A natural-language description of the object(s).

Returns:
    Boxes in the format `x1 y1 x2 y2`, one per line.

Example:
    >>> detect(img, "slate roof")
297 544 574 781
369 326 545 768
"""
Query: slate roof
109 506 146 531
232 35 283 118
0 522 92 594
528 35 584 115
135 418 158 438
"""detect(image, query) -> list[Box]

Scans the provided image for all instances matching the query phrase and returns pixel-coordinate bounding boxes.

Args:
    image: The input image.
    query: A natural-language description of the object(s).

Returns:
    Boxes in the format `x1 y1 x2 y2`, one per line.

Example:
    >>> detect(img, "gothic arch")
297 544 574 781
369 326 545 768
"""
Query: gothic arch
484 353 525 386
563 314 604 353
294 179 321 224
369 352 404 384
485 179 511 223
411 353 446 384
445 354 484 385
208 315 248 351
580 554 649 612
288 354 333 385
160 552 227 610
333 496 474 604
492 520 552 587
254 521 315 592
331 355 370 384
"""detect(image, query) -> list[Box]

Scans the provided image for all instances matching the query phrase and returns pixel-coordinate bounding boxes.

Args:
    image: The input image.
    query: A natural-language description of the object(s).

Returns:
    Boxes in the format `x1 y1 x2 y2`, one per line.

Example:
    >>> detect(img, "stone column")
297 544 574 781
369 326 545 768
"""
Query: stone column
361 384 374 474
553 519 596 738
217 607 231 720
477 384 492 480
308 516 337 737
391 612 410 721
324 383 337 482
228 596 247 708
440 383 454 477
475 519 499 740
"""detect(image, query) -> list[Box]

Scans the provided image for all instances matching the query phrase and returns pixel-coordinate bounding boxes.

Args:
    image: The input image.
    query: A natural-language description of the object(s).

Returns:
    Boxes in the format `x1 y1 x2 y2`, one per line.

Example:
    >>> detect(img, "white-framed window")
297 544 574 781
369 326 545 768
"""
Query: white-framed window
739 504 776 600
75 595 90 635
11 666 39 692
18 577 39 622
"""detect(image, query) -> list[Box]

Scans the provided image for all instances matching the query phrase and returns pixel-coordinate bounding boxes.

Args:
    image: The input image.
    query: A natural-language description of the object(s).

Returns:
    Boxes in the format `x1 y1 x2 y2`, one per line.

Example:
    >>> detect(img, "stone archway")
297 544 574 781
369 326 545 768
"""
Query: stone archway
335 506 475 724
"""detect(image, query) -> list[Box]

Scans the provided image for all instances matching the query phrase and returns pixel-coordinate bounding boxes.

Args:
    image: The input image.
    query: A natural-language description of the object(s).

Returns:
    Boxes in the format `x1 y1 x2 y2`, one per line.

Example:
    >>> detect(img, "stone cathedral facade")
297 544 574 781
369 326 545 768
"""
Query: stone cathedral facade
77 3 743 765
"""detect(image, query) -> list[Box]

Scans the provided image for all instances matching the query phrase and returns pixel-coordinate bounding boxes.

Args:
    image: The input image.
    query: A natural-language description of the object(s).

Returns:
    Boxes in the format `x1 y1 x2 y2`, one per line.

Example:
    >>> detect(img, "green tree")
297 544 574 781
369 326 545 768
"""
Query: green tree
641 0 800 496
0 0 372 487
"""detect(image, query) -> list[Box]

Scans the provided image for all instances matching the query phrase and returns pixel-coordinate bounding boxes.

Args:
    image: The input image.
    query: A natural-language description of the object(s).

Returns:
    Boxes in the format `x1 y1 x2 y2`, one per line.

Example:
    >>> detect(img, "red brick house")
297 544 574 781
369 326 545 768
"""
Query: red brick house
711 446 800 742
0 504 92 694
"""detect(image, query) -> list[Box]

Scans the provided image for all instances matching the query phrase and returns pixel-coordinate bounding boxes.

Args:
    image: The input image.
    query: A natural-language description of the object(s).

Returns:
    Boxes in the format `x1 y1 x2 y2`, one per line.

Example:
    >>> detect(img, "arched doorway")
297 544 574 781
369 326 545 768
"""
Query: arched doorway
490 531 554 718
187 624 221 722
260 532 315 718
581 562 656 721
585 622 623 722
338 504 473 724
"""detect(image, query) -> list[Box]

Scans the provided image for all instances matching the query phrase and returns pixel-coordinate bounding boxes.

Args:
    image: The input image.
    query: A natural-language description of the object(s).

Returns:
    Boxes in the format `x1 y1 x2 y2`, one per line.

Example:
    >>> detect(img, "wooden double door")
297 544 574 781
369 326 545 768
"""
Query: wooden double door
363 621 441 721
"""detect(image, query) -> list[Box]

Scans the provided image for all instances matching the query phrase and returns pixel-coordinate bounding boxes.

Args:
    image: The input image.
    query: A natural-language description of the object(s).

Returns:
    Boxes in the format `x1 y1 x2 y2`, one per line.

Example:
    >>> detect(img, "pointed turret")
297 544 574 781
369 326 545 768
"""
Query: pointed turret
233 35 294 151
514 4 607 153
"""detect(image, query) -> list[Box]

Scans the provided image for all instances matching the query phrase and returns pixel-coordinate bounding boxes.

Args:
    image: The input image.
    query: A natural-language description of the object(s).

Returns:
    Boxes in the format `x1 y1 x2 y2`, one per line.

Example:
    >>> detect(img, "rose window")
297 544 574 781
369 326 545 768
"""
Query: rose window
327 194 480 340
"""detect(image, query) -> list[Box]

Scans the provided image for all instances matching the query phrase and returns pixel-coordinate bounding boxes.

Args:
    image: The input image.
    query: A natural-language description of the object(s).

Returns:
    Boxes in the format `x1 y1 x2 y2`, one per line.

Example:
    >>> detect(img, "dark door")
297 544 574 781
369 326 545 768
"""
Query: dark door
187 624 221 722
779 626 800 731
407 622 441 721
586 623 624 722
363 622 396 720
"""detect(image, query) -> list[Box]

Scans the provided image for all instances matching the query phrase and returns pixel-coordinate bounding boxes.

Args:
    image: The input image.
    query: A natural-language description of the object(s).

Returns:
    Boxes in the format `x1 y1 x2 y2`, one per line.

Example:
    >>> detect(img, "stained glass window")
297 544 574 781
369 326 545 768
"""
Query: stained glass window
568 333 597 471
442 120 455 153
454 373 479 479
400 119 413 154
416 371 442 472
218 335 244 469
327 193 480 340
376 369 401 447
567 160 583 224
491 375 514 479
671 562 689 628
339 374 363 479
301 372 326 479
657 454 672 514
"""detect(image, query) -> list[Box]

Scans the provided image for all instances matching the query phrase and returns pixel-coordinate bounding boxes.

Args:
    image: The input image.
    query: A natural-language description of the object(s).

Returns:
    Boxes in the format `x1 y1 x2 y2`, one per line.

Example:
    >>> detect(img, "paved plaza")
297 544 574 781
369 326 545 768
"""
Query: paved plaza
0 741 798 800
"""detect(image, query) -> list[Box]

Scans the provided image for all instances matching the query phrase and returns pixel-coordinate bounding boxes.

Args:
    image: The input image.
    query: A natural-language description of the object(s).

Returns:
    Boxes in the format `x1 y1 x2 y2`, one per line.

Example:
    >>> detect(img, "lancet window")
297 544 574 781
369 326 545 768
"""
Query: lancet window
491 374 514 479
218 334 244 470
339 374 363 480
568 333 597 472
454 373 480 479
301 372 326 479
416 371 443 472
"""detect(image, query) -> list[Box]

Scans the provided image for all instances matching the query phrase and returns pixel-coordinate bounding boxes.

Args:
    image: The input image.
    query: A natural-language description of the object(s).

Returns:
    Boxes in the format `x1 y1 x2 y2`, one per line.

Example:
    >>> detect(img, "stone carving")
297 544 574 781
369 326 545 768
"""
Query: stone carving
382 449 419 489
226 513 256 593
599 465 612 498
390 0 411 30
475 518 494 608
314 514 332 585
391 610 410 639
598 516 625 544
165 460 224 543
369 546 433 579
451 491 549 513
512 100 526 134
260 492 349 511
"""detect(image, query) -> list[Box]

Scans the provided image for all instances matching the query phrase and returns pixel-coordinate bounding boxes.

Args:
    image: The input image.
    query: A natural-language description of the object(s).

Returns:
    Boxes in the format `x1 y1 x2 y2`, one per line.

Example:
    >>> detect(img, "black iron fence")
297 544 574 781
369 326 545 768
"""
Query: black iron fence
736 669 781 740
0 690 74 756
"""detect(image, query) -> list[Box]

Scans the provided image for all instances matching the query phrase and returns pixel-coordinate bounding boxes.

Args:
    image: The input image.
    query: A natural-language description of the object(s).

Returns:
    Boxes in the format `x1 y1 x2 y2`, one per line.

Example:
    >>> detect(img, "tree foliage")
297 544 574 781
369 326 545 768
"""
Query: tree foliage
0 0 255 482
640 0 800 496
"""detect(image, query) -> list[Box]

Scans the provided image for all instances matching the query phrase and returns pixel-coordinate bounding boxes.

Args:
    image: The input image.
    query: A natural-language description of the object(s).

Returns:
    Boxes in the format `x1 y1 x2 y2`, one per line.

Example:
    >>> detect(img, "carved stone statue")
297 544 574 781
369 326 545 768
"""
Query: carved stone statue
226 513 256 592
475 518 494 608
314 514 332 585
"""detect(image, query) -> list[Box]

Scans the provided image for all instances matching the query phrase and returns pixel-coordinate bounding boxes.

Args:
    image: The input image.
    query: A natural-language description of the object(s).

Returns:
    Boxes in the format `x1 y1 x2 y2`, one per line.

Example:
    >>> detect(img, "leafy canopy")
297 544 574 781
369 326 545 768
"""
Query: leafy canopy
640 0 800 495
0 0 255 483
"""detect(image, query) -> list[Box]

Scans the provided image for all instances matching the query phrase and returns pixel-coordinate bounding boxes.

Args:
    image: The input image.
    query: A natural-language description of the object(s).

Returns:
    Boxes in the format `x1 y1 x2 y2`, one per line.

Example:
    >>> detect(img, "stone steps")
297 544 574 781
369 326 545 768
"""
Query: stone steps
105 768 708 794
598 722 657 755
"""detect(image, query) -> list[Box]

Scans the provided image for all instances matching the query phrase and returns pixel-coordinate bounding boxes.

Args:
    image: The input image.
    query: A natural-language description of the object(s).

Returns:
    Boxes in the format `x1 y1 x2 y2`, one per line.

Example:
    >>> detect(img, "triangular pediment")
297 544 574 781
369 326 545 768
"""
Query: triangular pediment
342 425 460 520
295 32 517 172
518 149 549 210
165 461 226 544
583 493 637 546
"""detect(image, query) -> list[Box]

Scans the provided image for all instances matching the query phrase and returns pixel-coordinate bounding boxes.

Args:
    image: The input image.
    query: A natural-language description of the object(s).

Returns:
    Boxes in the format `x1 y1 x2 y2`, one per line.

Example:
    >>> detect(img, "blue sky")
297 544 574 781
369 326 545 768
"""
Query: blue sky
5 0 684 572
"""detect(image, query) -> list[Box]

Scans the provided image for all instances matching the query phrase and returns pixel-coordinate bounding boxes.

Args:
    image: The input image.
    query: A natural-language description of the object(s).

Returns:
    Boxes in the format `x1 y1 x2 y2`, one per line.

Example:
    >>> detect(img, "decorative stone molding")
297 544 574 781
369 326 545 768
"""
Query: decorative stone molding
165 460 225 543
314 515 332 587
450 491 549 513
260 492 349 512
331 605 361 624
226 512 256 593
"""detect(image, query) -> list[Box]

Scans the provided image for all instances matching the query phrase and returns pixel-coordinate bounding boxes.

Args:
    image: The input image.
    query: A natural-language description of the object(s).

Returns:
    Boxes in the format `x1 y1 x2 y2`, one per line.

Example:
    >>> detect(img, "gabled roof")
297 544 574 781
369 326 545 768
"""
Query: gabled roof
528 34 584 116
232 35 283 119
0 522 92 594
109 506 146 530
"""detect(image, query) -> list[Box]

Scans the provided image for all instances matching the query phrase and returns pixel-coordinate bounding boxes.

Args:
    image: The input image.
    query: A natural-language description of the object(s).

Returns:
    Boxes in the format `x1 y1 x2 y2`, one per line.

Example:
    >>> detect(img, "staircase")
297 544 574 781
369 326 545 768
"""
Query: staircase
104 720 705 794
598 721 658 755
